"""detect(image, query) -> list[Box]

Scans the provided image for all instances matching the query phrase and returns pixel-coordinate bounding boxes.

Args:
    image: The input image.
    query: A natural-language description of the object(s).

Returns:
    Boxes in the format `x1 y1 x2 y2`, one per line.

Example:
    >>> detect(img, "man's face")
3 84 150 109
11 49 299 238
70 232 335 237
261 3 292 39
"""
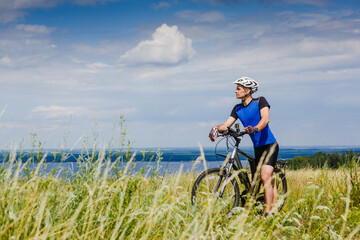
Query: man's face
235 85 249 99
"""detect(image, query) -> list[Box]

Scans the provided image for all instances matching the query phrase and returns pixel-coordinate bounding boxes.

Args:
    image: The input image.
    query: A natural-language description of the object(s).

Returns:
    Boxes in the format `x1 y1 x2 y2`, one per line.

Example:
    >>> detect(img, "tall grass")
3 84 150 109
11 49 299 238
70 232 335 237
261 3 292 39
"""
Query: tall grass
1 149 360 239
1 114 359 239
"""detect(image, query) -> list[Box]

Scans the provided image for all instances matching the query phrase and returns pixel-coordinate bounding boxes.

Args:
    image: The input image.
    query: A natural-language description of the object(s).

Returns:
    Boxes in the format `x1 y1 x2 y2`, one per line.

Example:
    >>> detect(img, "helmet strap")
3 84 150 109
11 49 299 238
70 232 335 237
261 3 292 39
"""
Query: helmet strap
241 89 252 106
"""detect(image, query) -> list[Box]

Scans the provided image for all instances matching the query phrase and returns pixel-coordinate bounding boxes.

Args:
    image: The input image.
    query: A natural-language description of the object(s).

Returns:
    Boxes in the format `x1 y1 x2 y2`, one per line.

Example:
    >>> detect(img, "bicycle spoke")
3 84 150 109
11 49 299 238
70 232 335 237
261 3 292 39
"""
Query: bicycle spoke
191 168 240 215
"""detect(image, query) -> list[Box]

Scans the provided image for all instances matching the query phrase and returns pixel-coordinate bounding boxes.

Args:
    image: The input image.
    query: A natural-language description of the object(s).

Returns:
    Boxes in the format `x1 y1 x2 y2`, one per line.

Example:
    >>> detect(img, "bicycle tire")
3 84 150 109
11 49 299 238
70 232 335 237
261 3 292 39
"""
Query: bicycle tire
247 168 287 213
191 168 240 215
273 168 287 211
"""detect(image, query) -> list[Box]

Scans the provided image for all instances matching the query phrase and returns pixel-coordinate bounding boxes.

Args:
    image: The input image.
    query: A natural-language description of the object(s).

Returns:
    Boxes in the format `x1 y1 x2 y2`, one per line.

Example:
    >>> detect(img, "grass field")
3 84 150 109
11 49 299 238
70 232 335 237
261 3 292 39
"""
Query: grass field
0 152 359 240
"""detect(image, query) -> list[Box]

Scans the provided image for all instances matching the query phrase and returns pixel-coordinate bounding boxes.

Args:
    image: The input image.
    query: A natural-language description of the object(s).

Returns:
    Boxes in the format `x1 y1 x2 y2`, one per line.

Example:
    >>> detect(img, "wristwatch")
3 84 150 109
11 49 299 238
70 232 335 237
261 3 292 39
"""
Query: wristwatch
254 127 259 133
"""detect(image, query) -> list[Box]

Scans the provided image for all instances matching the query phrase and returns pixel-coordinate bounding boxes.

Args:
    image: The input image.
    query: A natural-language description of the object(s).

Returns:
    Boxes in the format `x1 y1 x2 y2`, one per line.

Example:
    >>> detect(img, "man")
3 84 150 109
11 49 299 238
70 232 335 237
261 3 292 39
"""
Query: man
209 76 279 217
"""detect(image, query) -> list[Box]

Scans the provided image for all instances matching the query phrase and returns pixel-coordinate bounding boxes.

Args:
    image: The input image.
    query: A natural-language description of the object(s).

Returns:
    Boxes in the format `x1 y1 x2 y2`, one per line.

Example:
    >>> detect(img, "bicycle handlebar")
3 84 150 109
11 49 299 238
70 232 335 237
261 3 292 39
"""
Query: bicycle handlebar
218 127 248 138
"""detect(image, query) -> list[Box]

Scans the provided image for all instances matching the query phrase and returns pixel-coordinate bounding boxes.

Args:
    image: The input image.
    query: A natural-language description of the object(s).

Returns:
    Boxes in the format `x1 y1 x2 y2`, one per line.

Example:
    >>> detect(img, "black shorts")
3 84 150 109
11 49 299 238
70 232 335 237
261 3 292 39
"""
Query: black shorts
250 142 279 178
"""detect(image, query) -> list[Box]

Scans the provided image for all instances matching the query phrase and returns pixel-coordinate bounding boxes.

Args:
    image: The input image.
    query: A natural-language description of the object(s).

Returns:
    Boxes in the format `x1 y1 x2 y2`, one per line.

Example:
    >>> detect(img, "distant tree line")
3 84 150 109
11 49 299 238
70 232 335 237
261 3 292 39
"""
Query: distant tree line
286 151 360 170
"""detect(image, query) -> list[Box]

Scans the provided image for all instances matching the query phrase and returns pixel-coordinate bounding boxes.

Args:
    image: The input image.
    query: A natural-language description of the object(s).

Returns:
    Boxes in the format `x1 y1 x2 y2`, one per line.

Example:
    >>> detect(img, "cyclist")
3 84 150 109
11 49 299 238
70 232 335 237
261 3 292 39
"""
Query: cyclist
209 76 279 217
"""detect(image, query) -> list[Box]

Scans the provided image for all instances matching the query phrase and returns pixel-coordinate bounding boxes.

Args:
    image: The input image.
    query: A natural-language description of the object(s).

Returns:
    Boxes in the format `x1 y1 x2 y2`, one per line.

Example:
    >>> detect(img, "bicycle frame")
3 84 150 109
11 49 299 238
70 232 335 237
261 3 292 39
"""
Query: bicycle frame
215 130 264 199
191 129 287 214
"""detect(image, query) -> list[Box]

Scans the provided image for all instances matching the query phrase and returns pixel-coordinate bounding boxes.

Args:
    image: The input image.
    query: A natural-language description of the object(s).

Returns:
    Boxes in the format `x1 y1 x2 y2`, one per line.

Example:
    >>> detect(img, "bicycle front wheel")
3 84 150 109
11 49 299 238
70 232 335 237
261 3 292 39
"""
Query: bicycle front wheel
191 168 240 215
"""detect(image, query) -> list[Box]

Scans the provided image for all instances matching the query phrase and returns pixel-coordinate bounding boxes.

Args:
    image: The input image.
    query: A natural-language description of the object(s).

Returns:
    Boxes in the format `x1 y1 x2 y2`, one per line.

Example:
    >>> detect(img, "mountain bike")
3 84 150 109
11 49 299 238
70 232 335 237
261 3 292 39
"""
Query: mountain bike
191 124 287 216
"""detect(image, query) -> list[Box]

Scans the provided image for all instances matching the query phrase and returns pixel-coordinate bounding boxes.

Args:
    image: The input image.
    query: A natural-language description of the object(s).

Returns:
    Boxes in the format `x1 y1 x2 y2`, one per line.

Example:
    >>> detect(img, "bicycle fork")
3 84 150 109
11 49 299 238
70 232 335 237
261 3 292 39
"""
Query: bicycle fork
215 148 237 197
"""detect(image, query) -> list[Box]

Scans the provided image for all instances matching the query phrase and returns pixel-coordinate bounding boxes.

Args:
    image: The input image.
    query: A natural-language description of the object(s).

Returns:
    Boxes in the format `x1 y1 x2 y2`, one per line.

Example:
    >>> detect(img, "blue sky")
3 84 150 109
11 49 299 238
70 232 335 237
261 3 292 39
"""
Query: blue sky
0 0 359 149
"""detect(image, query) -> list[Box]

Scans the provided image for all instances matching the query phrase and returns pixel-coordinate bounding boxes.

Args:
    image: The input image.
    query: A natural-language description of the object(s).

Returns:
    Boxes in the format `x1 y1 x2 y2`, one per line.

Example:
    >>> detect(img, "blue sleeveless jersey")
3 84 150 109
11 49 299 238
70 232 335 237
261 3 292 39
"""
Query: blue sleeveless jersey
230 97 277 148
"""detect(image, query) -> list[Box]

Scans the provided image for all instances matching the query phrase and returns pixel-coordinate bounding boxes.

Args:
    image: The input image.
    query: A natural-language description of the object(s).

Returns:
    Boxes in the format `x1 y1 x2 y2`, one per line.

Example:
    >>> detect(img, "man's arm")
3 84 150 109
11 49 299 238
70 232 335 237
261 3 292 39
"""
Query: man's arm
254 106 270 131
214 116 237 132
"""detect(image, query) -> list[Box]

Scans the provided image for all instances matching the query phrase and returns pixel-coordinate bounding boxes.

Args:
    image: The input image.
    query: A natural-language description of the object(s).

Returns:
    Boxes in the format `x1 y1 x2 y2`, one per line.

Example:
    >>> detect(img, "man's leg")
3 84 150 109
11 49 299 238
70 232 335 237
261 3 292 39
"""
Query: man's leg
261 165 274 214
272 179 278 211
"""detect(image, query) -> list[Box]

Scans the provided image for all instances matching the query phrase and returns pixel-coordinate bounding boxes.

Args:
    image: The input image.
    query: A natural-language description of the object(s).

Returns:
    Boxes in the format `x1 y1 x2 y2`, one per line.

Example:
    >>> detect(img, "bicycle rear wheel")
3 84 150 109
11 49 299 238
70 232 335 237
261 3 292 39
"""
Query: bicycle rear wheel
273 168 287 211
191 168 240 215
253 168 288 211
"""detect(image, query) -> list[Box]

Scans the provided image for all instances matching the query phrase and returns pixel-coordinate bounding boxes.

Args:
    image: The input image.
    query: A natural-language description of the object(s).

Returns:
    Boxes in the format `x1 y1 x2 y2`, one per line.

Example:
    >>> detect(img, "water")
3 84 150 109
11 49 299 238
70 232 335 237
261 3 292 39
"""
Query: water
133 146 360 162
1 161 225 177
1 146 359 177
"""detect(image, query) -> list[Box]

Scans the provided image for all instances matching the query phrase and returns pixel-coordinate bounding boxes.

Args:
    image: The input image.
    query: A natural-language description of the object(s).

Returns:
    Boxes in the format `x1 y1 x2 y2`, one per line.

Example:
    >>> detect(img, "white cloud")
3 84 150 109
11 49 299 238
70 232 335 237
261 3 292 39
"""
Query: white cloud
0 0 118 23
193 0 329 7
286 0 329 7
0 0 116 10
120 24 196 65
72 42 124 58
288 38 360 58
0 121 26 129
0 9 25 23
0 55 13 67
196 121 220 128
275 11 333 29
177 10 225 23
32 105 89 119
87 62 112 68
0 0 58 10
207 97 235 108
152 1 171 9
1 2 359 148
72 0 118 6
16 24 54 34
197 11 225 23
0 39 57 68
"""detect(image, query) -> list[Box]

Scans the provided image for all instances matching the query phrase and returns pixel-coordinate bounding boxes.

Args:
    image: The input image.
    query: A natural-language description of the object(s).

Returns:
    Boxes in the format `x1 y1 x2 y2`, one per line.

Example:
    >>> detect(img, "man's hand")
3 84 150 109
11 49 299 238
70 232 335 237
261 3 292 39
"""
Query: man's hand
209 127 218 142
244 126 259 134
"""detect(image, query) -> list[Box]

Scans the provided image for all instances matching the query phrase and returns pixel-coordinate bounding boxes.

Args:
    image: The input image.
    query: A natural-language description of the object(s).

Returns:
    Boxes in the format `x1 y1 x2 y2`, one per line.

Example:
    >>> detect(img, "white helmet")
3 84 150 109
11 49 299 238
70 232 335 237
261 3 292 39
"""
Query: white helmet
233 76 259 93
